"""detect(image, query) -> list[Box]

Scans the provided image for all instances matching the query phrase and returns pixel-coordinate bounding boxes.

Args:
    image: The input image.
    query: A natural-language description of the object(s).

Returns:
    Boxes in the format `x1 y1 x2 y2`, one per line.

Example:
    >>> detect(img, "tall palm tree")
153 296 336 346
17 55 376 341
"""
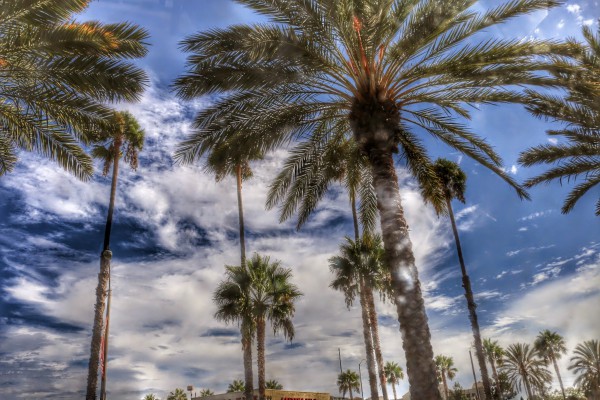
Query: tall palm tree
167 388 188 400
338 370 361 400
0 0 148 179
435 355 458 400
200 389 215 397
534 330 568 400
173 2 578 396
228 380 246 393
384 361 404 400
266 380 283 390
432 158 492 398
215 254 302 400
483 338 505 399
501 343 552 399
568 340 600 399
519 26 600 216
86 111 145 400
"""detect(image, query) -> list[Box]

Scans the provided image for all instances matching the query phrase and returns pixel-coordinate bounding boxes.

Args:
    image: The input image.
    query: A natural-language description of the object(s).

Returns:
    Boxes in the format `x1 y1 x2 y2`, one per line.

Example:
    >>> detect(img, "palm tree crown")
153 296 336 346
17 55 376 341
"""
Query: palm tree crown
266 380 283 390
228 380 246 393
519 26 600 215
535 330 568 399
501 343 552 399
338 370 360 400
568 339 600 398
435 355 458 400
0 0 148 179
167 388 188 400
384 361 404 400
200 389 215 397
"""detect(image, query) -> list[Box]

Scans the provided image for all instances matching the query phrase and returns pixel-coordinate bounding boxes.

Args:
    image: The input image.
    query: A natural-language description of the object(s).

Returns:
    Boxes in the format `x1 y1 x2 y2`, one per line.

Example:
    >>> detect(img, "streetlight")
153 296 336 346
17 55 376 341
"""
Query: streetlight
358 359 366 400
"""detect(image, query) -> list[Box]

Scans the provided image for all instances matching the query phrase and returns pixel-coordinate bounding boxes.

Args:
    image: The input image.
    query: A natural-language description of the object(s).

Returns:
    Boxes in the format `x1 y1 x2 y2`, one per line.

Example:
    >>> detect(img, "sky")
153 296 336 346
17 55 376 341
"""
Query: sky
0 1 599 399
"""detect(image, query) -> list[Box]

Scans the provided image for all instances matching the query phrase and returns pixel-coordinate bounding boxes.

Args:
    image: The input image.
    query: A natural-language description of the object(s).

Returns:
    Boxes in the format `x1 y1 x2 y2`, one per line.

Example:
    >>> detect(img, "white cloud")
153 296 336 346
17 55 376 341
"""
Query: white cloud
509 165 518 175
558 19 565 29
566 4 581 14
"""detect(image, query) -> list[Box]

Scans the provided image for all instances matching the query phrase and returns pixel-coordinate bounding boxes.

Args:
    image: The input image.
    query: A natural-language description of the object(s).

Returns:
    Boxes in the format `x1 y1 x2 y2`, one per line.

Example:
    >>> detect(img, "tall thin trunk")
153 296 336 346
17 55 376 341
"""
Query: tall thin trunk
522 370 533 400
359 278 379 400
391 381 397 400
365 284 388 400
441 371 448 400
550 354 566 400
446 197 492 400
489 357 501 399
367 147 441 400
350 190 360 241
242 323 254 400
236 164 246 267
349 386 354 400
99 284 112 400
87 145 121 400
257 317 266 400
85 250 112 400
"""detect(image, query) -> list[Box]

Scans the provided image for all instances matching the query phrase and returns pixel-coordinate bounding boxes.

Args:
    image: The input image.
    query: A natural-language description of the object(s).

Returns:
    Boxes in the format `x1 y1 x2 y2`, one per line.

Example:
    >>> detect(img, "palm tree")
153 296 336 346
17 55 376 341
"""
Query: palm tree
0 0 148 179
501 343 552 399
86 111 145 400
173 2 578 396
266 380 283 390
384 361 404 400
338 370 361 400
200 389 215 397
432 158 492 398
215 254 302 400
534 330 568 400
483 338 505 399
228 380 246 393
167 388 188 400
144 395 159 400
435 355 458 400
519 25 599 216
568 340 600 399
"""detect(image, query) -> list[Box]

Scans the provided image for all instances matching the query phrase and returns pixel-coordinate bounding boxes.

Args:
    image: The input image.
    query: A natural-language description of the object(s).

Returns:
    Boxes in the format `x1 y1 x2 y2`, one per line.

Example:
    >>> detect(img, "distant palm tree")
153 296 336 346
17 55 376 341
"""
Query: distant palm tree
435 355 458 400
86 111 145 400
501 343 552 399
338 370 361 400
200 389 215 397
228 380 246 393
568 340 600 399
266 380 283 390
432 158 492 398
0 0 148 179
534 330 568 400
144 394 159 400
167 388 188 400
519 26 600 216
483 338 505 398
384 361 404 400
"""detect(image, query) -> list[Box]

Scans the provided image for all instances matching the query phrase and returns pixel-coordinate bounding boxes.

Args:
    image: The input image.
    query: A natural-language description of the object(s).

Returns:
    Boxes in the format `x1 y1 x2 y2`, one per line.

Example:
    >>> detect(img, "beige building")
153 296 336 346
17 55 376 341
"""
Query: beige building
400 382 484 400
193 389 332 400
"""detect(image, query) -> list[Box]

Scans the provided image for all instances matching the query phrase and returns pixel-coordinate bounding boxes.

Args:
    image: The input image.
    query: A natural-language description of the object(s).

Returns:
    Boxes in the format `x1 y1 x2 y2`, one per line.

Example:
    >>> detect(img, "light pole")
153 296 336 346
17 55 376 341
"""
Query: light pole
358 359 366 400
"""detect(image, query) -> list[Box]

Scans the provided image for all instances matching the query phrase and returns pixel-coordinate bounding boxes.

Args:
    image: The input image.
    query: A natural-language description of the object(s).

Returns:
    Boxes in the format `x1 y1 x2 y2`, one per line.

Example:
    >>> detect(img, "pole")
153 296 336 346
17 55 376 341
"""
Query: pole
359 359 365 400
338 348 343 374
469 350 481 400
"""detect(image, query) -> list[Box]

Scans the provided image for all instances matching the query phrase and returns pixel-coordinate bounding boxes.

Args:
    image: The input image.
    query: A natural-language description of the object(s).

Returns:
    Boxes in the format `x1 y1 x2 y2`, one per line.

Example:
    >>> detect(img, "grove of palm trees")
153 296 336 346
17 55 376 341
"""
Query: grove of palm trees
0 1 598 400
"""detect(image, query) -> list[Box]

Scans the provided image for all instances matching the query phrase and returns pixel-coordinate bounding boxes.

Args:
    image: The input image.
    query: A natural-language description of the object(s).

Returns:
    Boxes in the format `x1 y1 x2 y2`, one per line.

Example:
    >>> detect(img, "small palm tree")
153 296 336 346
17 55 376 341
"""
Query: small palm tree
0 0 148 179
167 388 188 400
435 355 458 400
483 338 505 399
228 380 246 393
338 370 361 400
519 26 600 216
501 343 552 399
384 361 404 400
86 111 145 400
534 330 568 400
200 389 215 397
432 158 492 398
144 394 159 400
568 340 600 399
265 380 283 390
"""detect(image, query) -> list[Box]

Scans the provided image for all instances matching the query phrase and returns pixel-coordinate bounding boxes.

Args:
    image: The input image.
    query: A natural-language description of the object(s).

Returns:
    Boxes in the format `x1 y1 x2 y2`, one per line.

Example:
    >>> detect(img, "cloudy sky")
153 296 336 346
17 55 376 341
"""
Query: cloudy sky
1 1 599 399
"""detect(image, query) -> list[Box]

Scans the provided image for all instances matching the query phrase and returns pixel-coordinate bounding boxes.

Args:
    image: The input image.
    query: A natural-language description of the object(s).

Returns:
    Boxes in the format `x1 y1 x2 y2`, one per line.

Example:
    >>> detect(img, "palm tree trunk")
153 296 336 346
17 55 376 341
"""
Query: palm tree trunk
489 358 501 399
359 278 379 400
99 284 112 400
523 372 533 400
446 197 492 400
236 164 246 267
349 386 354 400
442 372 448 400
365 284 388 400
103 144 121 251
85 250 112 400
550 355 566 400
257 317 266 400
366 146 441 400
350 190 360 241
391 381 397 400
242 322 254 400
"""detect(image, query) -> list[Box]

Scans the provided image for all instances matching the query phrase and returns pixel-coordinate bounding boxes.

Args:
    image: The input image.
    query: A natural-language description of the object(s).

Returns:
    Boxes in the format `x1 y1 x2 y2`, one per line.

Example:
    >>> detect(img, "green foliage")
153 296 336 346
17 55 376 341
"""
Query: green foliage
228 380 246 393
500 343 552 396
0 0 148 179
337 370 360 399
432 158 467 206
568 339 600 398
144 394 159 400
199 389 215 397
519 26 600 215
483 338 505 367
166 388 187 400
448 382 468 400
384 361 404 385
265 379 283 390
493 371 518 400
545 387 587 400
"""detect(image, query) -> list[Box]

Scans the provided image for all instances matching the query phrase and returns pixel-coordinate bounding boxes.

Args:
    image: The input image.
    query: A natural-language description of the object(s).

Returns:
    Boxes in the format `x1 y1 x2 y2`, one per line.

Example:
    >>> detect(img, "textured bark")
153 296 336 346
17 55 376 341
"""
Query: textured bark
102 140 121 251
242 323 254 400
447 197 492 400
350 191 360 241
391 381 397 400
350 97 441 399
489 358 501 399
85 250 112 400
257 317 266 400
365 284 388 400
523 371 533 400
236 164 246 267
359 278 379 400
441 372 448 400
99 286 112 400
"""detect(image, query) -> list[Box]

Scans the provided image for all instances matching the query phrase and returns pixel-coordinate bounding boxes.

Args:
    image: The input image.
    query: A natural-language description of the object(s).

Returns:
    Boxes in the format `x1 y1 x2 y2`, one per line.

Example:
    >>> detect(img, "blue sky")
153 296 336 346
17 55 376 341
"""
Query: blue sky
0 1 599 399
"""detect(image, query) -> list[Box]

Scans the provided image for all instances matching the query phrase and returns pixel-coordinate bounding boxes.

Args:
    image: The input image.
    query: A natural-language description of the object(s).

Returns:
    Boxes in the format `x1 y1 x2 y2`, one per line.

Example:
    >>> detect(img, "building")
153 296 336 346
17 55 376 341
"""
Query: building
400 382 483 400
193 389 331 400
